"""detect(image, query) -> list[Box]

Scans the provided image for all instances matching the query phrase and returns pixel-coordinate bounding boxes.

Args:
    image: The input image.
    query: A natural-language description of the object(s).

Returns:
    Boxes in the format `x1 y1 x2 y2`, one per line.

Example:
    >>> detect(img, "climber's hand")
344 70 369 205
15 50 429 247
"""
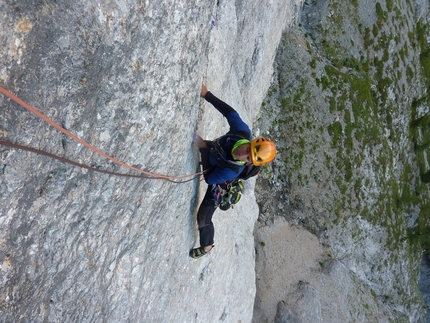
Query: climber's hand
193 134 207 149
200 84 208 98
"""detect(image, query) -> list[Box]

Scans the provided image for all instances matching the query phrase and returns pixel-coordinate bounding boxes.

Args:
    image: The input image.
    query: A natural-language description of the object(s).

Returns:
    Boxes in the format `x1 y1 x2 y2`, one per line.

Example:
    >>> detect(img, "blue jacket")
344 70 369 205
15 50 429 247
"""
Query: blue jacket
201 92 252 185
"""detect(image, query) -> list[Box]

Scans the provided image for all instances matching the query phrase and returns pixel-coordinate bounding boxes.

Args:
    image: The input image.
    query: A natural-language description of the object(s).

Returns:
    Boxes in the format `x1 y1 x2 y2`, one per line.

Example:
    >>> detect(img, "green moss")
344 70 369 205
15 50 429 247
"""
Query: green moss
372 24 379 38
364 27 373 49
375 2 388 24
344 158 353 181
328 122 343 147
406 66 414 82
310 58 317 69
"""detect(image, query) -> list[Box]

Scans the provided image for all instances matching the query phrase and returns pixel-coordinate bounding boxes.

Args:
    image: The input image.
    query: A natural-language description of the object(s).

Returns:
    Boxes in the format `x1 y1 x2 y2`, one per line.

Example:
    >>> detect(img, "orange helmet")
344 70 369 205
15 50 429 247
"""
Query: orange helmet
250 137 276 166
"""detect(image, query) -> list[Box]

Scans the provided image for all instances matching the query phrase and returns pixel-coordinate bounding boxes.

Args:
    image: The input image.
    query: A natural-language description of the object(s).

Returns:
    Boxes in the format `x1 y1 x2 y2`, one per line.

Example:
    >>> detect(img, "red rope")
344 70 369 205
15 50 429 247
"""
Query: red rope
0 86 204 182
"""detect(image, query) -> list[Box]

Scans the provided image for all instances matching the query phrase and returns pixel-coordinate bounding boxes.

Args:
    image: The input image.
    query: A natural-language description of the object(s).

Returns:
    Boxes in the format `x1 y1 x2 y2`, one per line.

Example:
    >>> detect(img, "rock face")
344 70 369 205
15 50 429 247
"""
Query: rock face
419 254 430 323
0 0 302 322
253 0 430 322
253 217 404 323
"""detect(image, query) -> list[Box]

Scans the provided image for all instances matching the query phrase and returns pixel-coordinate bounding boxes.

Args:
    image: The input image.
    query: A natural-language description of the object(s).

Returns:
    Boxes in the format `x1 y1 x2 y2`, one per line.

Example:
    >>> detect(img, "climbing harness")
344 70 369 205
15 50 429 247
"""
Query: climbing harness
212 179 244 211
0 86 205 183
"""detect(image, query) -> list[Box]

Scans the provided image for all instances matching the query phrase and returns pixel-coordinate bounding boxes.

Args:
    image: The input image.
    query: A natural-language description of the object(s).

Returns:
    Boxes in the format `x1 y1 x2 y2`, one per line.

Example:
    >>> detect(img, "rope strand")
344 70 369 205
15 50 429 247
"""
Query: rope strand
0 86 204 182
0 140 202 183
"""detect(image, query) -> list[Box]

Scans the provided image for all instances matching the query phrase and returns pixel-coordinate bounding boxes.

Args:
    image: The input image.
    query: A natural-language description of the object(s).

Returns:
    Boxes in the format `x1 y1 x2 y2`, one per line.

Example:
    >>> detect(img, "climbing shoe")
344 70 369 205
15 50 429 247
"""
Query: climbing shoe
189 247 206 259
189 246 213 259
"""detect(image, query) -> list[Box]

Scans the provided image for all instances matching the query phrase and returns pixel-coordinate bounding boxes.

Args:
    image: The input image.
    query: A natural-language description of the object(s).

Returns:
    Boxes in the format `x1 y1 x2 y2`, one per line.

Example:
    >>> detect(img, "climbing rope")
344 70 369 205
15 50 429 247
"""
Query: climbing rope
0 86 205 183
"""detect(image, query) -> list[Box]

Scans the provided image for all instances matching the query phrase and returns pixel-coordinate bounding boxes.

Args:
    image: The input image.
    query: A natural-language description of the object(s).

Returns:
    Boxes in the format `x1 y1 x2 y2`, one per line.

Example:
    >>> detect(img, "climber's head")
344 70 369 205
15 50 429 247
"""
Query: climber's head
231 139 251 163
232 137 276 166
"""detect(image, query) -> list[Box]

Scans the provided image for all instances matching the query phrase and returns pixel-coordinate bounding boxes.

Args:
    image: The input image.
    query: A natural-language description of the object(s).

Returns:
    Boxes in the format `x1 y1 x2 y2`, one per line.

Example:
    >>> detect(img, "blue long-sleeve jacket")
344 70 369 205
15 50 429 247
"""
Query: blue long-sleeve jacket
200 92 252 185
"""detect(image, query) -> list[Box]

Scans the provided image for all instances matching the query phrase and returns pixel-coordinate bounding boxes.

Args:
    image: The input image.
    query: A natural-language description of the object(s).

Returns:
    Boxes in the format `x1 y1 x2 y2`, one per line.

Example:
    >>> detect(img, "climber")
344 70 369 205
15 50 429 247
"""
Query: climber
190 84 276 259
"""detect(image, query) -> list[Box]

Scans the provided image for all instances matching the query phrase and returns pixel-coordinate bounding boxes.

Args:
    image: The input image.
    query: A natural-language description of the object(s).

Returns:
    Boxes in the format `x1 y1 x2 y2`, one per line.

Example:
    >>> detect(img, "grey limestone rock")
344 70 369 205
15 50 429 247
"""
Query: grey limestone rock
0 0 301 322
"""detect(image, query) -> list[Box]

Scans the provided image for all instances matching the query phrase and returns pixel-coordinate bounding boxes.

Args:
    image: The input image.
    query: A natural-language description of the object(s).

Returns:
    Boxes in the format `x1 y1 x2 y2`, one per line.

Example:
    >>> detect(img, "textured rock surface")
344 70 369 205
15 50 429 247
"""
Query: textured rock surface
254 218 399 323
419 254 430 323
0 0 302 322
253 0 429 322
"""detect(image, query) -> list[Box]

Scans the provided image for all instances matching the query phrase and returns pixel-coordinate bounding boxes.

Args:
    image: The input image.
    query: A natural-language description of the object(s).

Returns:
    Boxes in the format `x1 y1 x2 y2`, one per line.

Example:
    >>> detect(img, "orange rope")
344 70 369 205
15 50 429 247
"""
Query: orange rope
0 86 204 182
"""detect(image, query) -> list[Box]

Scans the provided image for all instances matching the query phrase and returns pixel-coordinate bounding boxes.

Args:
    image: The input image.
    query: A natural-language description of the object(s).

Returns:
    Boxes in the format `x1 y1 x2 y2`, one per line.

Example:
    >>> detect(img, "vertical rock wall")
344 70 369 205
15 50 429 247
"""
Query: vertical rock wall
0 0 302 322
253 0 430 322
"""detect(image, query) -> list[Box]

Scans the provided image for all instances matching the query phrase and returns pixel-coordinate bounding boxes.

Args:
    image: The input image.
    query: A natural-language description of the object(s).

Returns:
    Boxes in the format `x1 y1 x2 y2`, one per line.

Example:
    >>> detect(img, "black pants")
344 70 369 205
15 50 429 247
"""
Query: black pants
197 185 217 247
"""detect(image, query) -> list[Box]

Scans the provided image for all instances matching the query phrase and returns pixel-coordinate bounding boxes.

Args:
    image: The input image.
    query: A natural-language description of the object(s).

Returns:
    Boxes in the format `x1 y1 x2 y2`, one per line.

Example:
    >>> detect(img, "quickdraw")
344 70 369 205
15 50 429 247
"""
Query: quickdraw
211 180 245 211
